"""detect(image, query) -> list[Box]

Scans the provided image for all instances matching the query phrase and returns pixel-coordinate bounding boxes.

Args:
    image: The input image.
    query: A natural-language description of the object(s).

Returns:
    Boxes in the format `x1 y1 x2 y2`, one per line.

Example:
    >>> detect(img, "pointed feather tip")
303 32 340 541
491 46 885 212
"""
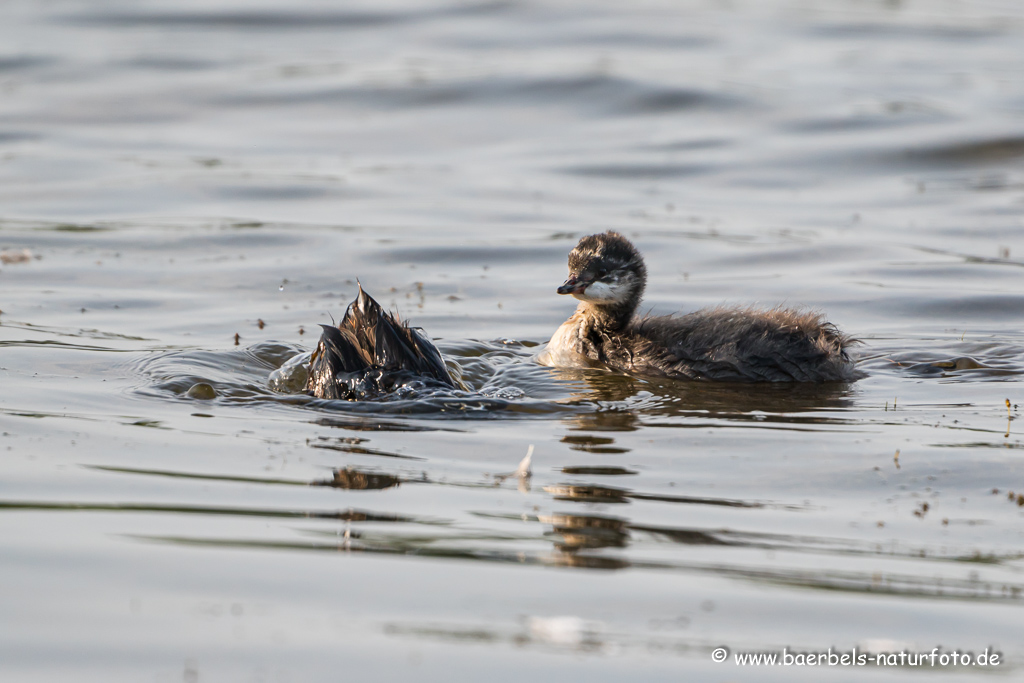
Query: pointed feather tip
355 280 371 314
515 444 534 478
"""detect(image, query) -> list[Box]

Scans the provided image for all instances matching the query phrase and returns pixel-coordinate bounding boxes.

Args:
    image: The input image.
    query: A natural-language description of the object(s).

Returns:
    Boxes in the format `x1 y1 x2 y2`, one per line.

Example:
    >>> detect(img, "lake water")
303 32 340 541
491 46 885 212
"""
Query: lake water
2 0 1023 680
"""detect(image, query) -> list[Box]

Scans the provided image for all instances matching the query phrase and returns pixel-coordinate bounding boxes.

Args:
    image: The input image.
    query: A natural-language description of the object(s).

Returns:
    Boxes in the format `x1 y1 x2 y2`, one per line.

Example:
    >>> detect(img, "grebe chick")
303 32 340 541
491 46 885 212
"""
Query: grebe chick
538 231 857 382
306 285 455 399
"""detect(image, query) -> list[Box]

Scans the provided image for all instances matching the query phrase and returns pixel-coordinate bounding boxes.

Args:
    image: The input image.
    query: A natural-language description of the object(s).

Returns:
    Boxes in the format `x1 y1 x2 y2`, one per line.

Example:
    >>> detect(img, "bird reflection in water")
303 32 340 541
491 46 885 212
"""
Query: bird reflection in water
540 510 739 570
542 513 630 551
313 467 402 491
550 364 856 433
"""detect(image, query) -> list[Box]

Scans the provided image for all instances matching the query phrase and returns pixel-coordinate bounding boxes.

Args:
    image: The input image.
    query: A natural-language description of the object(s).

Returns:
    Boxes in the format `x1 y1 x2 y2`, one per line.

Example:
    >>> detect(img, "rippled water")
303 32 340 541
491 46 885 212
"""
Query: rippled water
2 1 1024 680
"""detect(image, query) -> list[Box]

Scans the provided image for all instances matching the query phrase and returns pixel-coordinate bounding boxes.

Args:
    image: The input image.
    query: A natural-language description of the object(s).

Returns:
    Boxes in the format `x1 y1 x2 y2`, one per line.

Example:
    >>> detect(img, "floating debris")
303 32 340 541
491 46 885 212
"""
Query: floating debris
185 382 217 400
492 445 534 493
0 249 32 264
515 445 533 479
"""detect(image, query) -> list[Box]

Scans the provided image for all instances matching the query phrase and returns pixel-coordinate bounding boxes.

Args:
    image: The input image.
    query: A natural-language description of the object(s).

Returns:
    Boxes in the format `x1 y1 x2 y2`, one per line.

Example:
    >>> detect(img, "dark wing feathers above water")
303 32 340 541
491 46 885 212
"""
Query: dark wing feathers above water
320 324 368 372
306 286 455 400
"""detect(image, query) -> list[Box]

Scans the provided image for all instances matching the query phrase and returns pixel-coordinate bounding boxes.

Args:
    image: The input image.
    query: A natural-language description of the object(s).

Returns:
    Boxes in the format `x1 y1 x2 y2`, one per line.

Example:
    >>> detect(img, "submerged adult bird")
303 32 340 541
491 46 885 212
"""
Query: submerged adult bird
306 285 455 399
538 231 856 382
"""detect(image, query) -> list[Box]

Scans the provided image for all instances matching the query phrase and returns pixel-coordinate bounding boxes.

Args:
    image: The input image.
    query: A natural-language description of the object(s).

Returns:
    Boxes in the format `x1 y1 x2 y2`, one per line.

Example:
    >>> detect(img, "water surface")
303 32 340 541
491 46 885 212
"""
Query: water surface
2 1 1024 680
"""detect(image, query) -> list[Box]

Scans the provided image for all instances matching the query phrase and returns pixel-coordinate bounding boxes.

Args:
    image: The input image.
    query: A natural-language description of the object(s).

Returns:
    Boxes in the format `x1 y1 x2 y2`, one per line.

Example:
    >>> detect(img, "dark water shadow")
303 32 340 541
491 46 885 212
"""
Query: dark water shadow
307 436 427 460
11 467 1021 603
898 136 1024 167
523 510 1024 567
87 464 783 511
10 490 1019 580
61 2 513 31
561 435 631 454
809 21 1000 41
550 368 859 432
121 528 1024 603
311 415 466 433
87 464 408 491
217 72 743 120
0 499 421 524
541 484 775 509
558 162 710 180
561 466 637 475
859 339 1024 383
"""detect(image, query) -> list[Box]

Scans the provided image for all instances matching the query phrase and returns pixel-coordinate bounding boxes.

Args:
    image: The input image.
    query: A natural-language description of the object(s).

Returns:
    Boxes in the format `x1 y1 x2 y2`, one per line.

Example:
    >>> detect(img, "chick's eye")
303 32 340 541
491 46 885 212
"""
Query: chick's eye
596 268 608 278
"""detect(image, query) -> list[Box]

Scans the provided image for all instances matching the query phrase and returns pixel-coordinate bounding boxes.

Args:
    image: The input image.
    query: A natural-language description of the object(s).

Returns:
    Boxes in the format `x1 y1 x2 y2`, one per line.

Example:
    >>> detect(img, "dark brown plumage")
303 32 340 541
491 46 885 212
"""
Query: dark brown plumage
306 285 455 399
541 231 858 382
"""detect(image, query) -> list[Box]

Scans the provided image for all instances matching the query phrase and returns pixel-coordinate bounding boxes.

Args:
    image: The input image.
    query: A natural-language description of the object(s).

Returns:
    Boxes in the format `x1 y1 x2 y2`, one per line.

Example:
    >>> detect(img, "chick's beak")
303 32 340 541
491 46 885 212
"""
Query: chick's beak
557 274 589 295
